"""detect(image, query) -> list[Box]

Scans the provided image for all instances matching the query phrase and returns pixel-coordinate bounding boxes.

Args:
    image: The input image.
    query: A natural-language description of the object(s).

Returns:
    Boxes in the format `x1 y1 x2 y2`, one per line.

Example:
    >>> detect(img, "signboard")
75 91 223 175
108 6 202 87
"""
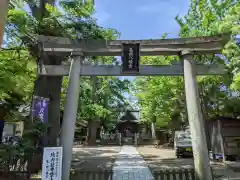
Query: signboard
32 96 49 123
3 123 14 137
42 147 63 180
121 43 140 73
15 121 24 136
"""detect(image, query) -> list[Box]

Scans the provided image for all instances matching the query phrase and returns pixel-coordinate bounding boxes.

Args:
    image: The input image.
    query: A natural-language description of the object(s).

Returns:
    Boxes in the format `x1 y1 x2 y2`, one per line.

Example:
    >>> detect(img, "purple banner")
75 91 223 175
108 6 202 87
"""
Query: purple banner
32 96 49 123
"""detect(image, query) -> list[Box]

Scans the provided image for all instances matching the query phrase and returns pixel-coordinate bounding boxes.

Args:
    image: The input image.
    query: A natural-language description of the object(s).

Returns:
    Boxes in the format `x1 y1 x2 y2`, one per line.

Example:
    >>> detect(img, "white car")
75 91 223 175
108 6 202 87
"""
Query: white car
174 131 193 158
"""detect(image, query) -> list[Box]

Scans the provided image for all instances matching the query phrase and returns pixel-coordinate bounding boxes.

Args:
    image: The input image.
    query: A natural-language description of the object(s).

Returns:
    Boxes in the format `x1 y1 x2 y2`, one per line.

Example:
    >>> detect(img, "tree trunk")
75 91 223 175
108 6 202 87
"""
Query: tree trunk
151 122 156 139
87 75 100 145
199 85 211 151
26 0 64 147
87 120 98 145
170 114 182 143
34 56 63 147
28 57 62 173
151 100 157 139
34 75 62 146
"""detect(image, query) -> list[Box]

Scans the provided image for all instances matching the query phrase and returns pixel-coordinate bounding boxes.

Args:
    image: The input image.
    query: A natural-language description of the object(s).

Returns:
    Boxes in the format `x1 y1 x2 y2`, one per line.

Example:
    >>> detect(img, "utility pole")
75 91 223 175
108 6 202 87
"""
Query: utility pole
60 55 82 180
0 0 9 46
182 50 213 180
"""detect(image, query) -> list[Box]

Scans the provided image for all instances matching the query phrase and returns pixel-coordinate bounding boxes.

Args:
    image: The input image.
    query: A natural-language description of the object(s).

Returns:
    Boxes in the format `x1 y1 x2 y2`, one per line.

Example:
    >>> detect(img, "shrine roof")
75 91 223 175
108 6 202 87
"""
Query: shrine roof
119 110 138 121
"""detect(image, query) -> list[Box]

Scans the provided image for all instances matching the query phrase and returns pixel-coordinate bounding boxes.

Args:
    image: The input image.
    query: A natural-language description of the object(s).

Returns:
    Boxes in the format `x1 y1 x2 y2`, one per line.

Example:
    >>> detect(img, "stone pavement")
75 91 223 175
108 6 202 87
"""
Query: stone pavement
112 145 154 180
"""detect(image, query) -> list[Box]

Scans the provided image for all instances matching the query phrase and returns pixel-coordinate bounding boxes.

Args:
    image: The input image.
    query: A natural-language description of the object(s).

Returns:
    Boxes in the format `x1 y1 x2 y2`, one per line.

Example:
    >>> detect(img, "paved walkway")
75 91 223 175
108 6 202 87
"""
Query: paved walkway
112 145 154 180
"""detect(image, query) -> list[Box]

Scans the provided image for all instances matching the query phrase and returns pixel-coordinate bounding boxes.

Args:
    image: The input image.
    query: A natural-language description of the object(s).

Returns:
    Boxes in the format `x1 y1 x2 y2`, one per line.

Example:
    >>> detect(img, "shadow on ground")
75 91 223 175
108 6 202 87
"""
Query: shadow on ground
71 146 121 170
141 154 194 170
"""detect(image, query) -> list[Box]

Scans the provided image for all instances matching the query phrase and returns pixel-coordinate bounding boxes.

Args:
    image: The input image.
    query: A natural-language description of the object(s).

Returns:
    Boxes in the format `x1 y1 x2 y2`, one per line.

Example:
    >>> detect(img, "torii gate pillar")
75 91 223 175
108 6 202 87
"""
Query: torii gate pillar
60 54 82 180
182 50 213 180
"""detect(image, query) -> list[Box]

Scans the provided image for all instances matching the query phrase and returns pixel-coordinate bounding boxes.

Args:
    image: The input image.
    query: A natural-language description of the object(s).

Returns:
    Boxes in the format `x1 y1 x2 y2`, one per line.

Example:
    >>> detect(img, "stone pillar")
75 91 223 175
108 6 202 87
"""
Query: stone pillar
119 133 121 145
151 122 156 139
182 50 212 180
134 133 138 146
60 55 82 180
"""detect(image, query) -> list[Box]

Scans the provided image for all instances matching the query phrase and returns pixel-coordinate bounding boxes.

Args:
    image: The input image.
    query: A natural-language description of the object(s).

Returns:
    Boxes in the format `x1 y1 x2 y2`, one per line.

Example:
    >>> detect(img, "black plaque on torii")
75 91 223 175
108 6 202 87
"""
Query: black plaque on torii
121 43 140 73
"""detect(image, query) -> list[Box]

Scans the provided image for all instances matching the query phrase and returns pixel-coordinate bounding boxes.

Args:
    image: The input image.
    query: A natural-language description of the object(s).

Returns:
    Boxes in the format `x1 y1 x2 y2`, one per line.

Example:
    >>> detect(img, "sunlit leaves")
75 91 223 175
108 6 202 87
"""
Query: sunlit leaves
59 0 94 18
218 3 240 90
133 55 185 129
0 49 36 103
176 0 240 117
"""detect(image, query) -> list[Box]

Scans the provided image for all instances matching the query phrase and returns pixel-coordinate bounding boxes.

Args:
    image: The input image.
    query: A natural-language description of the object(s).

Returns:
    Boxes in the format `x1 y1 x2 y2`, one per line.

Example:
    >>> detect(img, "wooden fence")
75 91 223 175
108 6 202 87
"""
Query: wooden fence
0 171 30 180
71 170 112 180
70 168 196 180
0 162 212 180
0 146 41 180
0 169 197 180
153 168 196 180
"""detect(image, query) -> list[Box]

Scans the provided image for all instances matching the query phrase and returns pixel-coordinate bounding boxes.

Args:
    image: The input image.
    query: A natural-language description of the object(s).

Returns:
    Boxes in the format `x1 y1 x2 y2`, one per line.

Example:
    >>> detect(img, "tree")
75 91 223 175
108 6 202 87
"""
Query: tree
133 55 186 136
175 0 240 118
218 3 240 91
3 0 132 147
62 74 131 144
133 0 240 141
0 48 35 122
5 0 123 146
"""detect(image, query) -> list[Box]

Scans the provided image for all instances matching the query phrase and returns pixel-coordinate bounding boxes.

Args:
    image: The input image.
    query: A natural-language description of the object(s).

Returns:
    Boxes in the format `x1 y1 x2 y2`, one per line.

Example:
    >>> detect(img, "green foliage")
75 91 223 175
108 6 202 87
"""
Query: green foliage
134 0 240 131
0 49 35 108
176 0 240 117
176 0 240 90
219 3 240 90
134 56 186 130
2 0 130 135
61 75 131 127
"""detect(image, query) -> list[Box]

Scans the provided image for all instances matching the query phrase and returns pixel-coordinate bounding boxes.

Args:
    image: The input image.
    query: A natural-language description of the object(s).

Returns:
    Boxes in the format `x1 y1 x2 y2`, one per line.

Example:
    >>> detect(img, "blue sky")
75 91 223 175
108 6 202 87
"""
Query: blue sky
93 0 190 39
92 0 190 102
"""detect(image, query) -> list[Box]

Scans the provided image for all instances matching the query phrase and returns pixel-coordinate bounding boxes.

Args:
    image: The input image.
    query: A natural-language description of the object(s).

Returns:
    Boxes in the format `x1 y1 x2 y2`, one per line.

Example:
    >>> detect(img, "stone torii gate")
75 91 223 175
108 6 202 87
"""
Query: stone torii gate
37 34 229 180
